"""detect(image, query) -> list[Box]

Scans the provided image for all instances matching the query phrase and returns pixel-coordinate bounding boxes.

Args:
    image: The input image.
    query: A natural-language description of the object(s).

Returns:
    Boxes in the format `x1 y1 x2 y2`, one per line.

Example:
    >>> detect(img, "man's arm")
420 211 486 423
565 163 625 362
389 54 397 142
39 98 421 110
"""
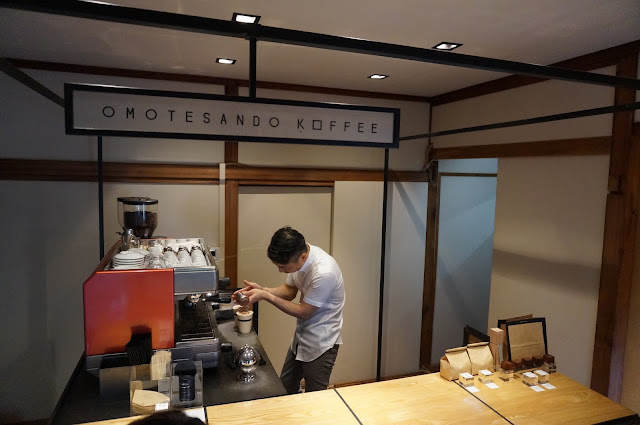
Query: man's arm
264 293 318 321
241 280 298 301
241 280 318 320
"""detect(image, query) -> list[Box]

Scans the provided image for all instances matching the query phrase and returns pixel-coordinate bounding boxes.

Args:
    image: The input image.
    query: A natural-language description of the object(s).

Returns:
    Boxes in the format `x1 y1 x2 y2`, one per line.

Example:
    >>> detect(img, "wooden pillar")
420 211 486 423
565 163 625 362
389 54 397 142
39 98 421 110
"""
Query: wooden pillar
224 82 239 288
591 53 639 400
420 161 439 370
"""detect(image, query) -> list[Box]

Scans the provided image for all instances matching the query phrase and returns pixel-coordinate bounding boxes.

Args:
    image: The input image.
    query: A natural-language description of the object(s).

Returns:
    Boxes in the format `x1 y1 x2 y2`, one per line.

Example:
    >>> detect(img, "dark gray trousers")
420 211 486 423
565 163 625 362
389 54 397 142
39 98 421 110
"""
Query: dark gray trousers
280 344 340 394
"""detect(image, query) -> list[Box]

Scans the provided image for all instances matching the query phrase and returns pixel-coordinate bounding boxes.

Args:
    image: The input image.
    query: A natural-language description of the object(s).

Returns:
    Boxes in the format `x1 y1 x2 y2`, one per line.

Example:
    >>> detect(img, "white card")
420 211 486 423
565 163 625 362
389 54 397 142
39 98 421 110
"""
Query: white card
530 385 545 392
460 372 474 380
155 402 169 411
184 407 206 423
479 369 493 376
485 382 499 389
466 385 480 393
542 383 556 390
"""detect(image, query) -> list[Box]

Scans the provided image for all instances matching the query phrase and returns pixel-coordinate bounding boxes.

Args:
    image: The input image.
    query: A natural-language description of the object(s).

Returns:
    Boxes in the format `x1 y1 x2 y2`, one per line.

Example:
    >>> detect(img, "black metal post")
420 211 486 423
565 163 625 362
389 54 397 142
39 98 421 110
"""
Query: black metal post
249 36 258 334
376 148 389 381
249 37 257 98
97 136 104 259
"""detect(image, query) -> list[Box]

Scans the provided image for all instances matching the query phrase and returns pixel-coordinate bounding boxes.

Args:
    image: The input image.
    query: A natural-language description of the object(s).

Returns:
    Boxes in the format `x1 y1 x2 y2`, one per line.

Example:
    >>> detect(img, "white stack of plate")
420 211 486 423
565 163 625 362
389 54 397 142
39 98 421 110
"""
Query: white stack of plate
112 251 145 270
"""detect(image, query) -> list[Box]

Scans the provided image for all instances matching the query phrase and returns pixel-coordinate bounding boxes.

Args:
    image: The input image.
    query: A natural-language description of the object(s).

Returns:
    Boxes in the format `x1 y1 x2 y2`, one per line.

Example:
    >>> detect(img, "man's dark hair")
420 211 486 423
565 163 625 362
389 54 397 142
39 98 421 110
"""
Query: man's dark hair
267 226 306 264
130 410 203 425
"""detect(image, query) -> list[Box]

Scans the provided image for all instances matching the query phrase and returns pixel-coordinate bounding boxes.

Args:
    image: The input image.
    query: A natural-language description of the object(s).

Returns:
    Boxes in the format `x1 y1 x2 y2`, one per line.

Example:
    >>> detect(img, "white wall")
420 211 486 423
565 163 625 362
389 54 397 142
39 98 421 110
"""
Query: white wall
431 175 497 362
102 183 220 253
0 181 98 423
1 70 226 163
489 156 609 385
381 182 428 376
432 66 615 148
332 181 383 382
239 88 430 171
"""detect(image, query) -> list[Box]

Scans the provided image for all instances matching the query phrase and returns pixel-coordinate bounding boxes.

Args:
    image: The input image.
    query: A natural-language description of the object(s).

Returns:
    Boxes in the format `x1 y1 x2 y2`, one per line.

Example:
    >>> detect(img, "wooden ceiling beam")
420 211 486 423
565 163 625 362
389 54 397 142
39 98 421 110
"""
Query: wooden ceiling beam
431 136 611 160
431 40 640 106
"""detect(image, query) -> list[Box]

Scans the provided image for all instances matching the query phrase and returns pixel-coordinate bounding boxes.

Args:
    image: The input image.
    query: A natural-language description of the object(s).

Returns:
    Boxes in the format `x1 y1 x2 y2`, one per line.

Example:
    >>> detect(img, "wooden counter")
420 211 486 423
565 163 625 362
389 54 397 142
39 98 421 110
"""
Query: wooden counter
466 372 637 425
80 372 638 425
206 390 359 425
335 374 507 424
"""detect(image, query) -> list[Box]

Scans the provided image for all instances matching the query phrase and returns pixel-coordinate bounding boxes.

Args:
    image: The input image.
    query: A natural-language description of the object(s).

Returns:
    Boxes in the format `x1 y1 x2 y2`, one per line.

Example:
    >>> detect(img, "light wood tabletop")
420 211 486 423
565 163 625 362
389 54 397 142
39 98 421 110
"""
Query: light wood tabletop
206 389 360 425
463 372 637 425
335 374 508 424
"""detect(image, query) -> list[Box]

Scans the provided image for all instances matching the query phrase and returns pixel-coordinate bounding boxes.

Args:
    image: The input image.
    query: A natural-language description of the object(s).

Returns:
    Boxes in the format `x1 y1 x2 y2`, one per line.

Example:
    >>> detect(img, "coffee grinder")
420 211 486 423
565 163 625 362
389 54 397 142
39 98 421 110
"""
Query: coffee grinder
118 197 159 238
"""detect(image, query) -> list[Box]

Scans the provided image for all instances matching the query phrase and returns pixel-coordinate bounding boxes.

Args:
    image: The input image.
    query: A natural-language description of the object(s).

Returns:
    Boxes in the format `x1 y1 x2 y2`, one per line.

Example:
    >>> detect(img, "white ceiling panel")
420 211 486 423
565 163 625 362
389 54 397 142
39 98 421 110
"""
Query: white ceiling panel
0 1 638 97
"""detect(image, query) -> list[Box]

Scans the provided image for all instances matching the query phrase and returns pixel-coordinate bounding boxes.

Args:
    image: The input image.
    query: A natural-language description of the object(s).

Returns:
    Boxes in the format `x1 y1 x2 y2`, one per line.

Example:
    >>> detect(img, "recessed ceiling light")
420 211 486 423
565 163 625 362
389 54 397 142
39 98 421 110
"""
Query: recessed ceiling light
232 13 261 24
368 74 389 79
433 42 462 51
216 58 236 65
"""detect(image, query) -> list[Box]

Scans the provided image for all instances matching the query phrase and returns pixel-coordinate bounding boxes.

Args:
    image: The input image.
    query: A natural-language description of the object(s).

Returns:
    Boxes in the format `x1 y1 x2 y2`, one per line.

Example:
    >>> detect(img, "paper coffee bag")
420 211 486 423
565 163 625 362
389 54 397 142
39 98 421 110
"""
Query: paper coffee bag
440 347 471 381
467 342 493 375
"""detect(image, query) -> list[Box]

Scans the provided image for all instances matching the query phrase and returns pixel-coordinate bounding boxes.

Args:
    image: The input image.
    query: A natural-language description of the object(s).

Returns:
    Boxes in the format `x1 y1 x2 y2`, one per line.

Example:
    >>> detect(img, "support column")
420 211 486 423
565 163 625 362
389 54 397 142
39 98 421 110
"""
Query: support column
591 53 639 400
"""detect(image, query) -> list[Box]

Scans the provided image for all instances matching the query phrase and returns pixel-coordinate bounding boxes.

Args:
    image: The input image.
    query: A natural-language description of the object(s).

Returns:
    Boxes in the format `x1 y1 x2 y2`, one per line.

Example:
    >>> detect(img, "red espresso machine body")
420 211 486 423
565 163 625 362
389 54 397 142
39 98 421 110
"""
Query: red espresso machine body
82 239 223 373
83 268 174 356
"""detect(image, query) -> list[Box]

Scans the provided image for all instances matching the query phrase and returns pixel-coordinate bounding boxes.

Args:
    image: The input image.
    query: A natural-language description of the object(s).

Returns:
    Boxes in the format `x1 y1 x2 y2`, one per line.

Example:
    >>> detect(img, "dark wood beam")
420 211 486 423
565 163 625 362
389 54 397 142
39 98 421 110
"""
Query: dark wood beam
225 164 428 182
431 136 611 160
6 58 430 103
591 53 639 401
431 40 640 106
0 159 219 183
0 159 428 183
420 162 439 369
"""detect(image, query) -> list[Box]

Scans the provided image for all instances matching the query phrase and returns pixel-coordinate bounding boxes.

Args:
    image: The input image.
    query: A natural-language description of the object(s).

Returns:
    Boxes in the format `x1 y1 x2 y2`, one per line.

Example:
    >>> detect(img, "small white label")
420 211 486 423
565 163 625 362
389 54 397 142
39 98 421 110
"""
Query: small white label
485 382 499 389
466 386 480 393
530 385 545 392
542 383 556 390
460 372 474 380
479 369 493 376
155 402 169 411
523 372 537 379
534 370 549 376
184 407 206 423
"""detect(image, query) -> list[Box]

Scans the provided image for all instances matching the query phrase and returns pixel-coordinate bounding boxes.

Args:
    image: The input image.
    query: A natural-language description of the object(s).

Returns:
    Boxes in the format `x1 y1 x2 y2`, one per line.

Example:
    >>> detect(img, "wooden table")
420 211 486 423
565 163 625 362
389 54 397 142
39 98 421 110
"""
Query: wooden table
465 372 637 424
80 373 638 425
206 389 360 425
335 374 508 424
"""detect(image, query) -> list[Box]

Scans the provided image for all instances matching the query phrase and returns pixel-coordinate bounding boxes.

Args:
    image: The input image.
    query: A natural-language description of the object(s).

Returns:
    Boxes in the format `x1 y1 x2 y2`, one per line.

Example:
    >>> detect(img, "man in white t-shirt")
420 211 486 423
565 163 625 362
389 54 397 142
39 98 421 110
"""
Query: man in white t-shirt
234 226 345 394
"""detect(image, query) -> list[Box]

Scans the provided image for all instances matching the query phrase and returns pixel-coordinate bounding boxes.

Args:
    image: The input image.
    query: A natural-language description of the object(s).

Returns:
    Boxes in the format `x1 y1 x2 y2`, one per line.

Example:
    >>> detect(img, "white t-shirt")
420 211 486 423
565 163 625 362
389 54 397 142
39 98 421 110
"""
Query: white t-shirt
286 244 345 362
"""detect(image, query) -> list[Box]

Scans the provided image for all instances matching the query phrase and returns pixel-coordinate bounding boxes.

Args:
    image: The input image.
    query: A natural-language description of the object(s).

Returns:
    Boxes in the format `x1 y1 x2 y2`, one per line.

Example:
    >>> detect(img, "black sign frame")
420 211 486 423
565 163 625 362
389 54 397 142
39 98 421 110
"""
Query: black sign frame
64 83 401 148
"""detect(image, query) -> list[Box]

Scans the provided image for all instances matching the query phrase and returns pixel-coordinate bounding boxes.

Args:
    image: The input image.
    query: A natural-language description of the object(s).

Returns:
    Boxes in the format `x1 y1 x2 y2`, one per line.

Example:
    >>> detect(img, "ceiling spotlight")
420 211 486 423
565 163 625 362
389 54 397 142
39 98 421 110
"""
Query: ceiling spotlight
433 42 462 51
216 58 236 65
368 74 389 79
232 13 261 24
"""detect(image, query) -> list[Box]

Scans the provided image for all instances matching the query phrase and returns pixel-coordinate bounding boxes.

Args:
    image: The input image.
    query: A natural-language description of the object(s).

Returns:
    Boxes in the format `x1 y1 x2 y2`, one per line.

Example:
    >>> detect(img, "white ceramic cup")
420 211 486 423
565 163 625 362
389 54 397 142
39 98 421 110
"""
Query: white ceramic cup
236 310 254 334
232 305 242 328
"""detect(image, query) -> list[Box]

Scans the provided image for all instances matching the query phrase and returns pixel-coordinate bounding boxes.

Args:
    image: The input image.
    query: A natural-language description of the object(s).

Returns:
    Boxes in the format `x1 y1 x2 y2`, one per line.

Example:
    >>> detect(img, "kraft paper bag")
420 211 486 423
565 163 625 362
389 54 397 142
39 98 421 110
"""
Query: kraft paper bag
498 314 533 361
507 319 546 361
467 342 493 375
440 347 471 381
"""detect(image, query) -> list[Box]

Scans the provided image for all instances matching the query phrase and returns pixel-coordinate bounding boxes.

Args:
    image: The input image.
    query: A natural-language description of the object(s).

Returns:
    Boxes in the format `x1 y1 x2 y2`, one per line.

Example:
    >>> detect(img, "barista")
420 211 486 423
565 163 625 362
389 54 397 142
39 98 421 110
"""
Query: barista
234 226 345 394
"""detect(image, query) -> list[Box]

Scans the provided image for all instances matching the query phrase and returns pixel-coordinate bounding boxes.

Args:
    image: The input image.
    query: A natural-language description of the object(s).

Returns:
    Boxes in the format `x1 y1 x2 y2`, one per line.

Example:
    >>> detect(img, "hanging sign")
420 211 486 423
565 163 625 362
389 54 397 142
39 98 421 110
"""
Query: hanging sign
65 84 400 148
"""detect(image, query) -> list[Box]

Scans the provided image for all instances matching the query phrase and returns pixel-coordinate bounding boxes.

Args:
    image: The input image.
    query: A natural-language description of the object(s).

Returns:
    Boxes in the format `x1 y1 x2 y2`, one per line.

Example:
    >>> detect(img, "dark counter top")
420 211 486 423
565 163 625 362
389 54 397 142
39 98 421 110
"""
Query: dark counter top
51 308 286 425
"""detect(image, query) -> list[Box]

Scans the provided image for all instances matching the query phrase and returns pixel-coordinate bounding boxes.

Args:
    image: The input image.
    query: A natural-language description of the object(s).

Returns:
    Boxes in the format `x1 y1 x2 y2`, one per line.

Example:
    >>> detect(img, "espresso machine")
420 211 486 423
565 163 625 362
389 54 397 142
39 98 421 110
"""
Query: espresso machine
83 235 230 374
